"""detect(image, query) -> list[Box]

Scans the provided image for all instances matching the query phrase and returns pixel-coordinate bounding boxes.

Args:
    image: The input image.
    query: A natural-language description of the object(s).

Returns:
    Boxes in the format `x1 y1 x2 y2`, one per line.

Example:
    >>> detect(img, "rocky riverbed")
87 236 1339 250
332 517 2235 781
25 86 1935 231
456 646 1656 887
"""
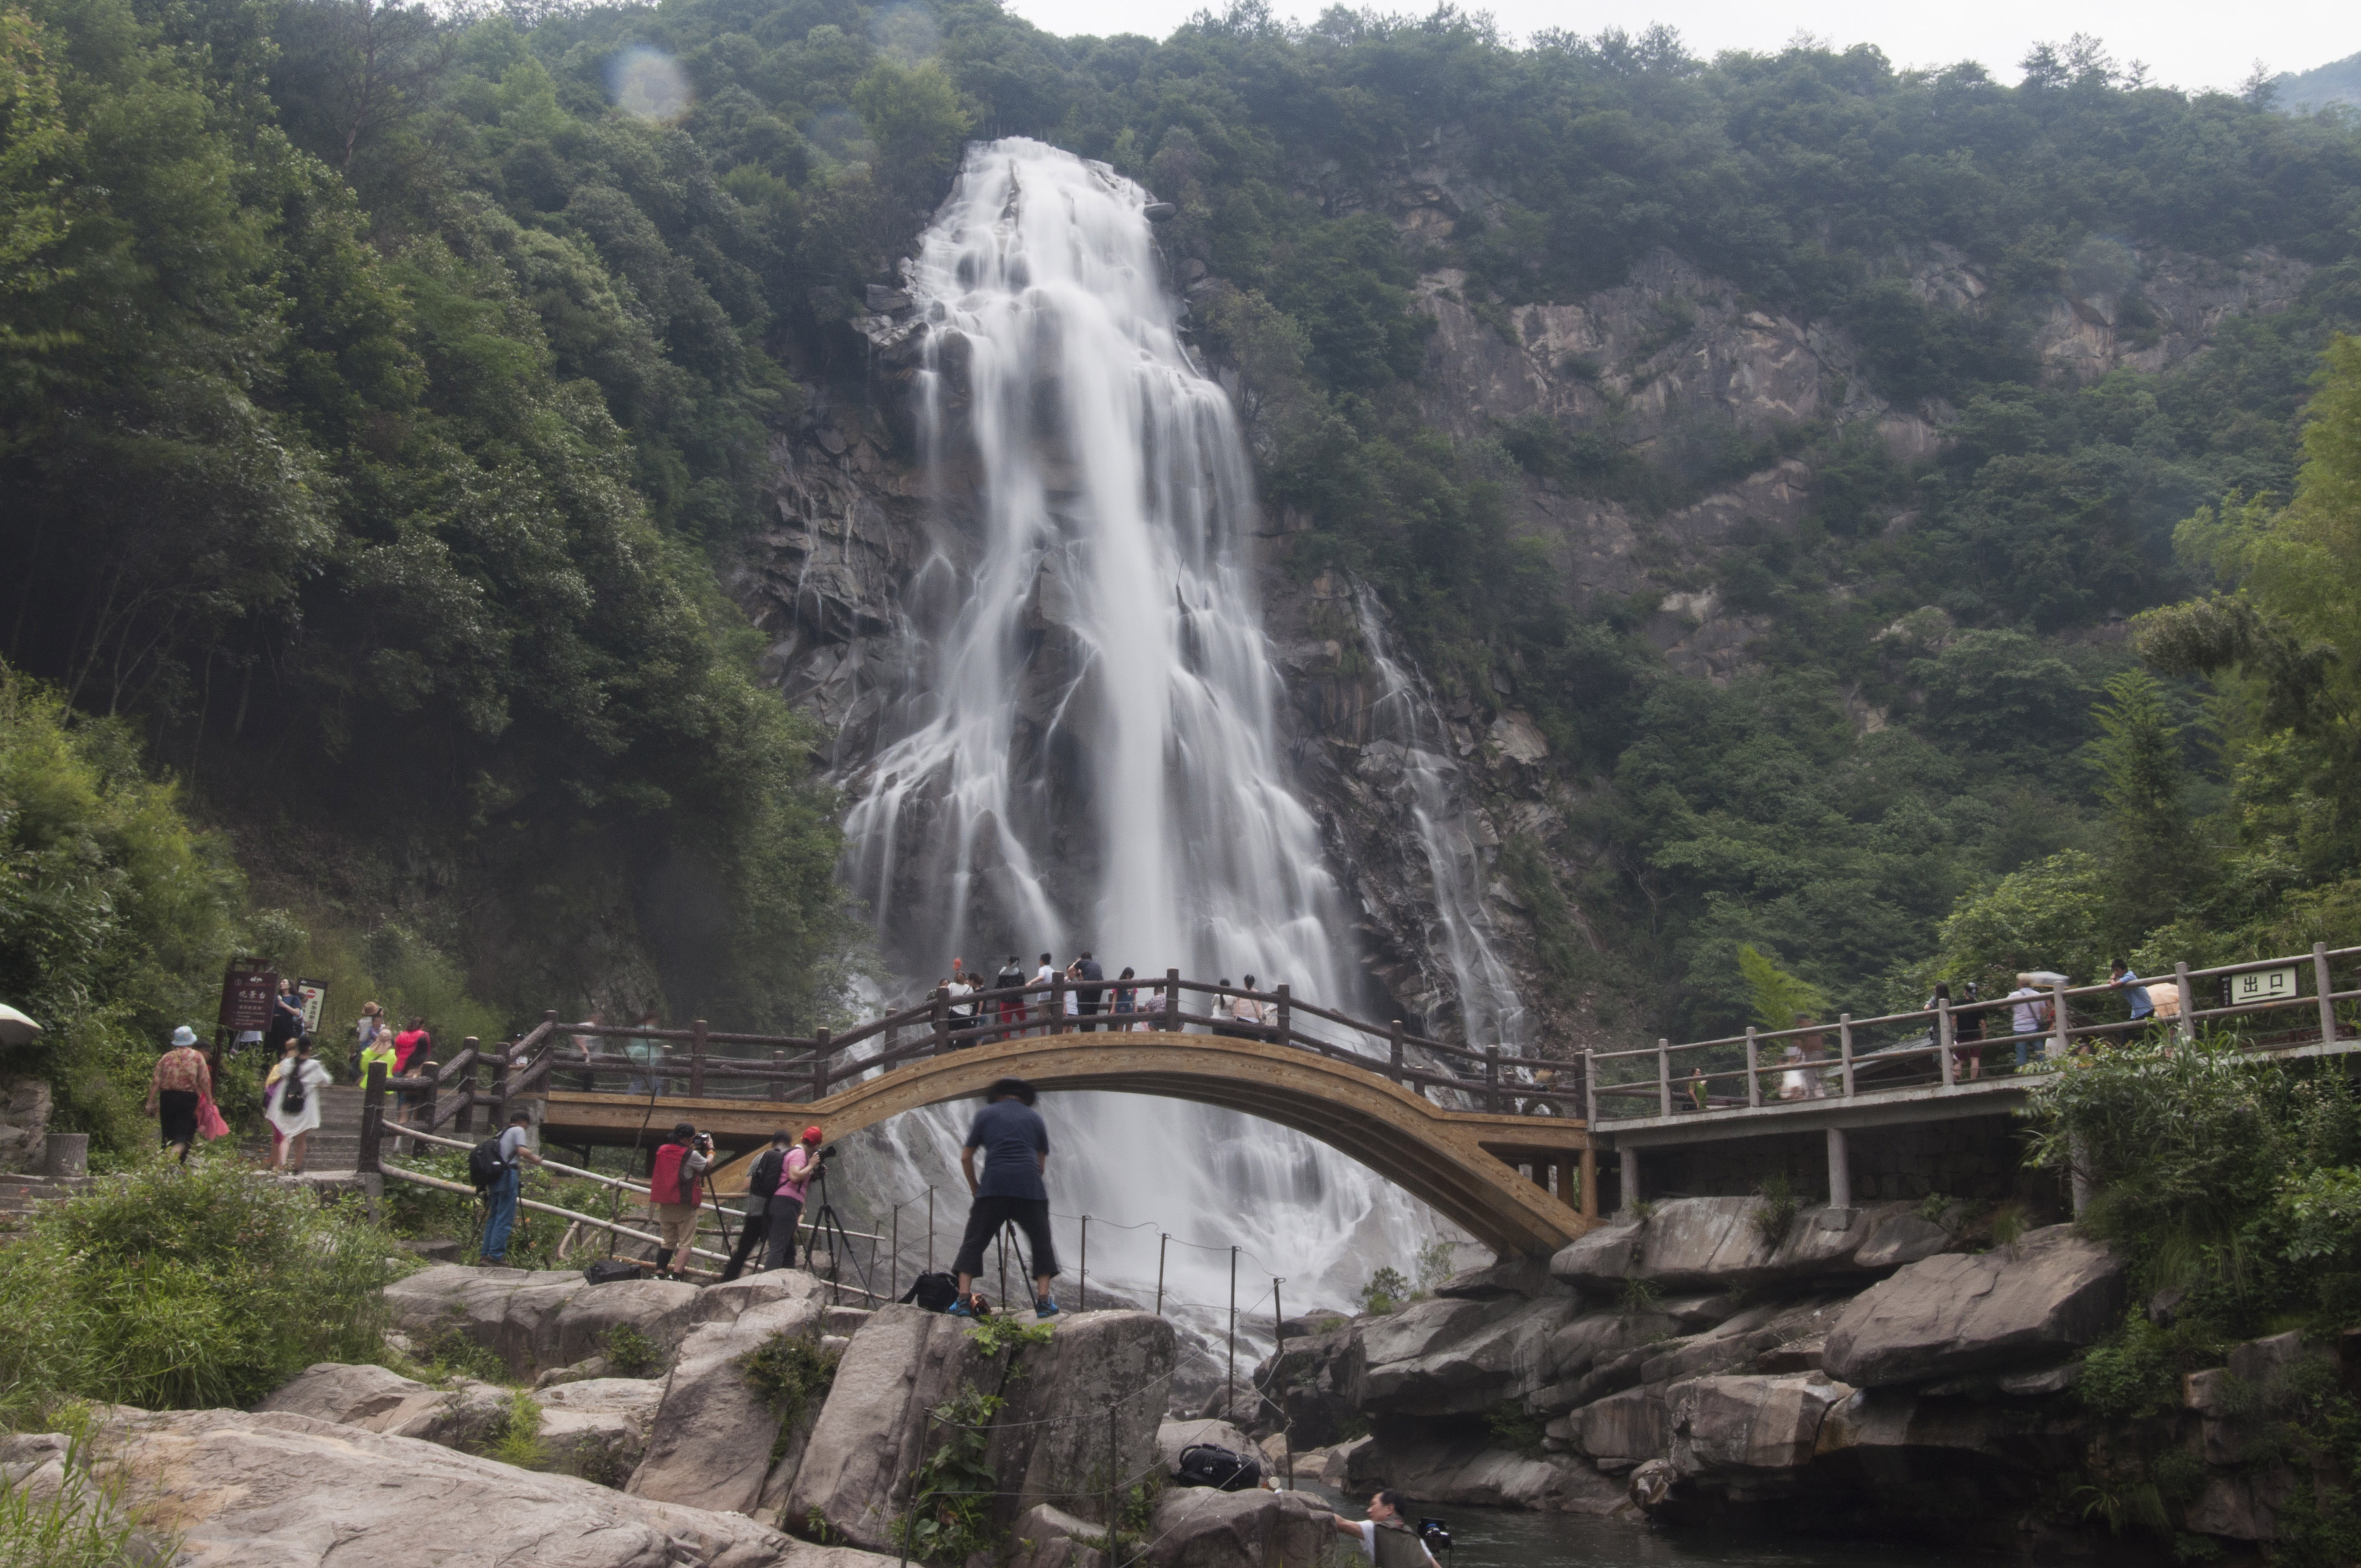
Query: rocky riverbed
1230 1198 2357 1557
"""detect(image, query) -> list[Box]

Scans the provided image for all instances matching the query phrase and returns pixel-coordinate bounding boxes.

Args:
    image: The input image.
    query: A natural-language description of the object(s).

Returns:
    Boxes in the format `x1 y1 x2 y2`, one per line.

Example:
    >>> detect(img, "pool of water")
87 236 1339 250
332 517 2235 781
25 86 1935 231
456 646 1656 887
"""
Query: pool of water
1287 1482 2093 1568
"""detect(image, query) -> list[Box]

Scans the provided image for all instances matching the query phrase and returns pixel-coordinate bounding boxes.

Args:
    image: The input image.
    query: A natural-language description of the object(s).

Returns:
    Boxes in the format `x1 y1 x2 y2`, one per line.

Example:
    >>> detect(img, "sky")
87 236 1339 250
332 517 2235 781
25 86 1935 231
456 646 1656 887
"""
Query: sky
994 0 2355 98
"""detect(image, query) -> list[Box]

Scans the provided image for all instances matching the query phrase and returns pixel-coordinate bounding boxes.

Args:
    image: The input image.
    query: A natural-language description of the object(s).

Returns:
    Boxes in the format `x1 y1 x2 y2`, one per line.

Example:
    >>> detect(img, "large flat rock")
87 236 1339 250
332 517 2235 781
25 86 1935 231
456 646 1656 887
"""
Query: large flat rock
382 1266 704 1378
1821 1225 2124 1386
1665 1374 1853 1476
1352 1294 1571 1415
1549 1200 1952 1293
85 1406 894 1568
629 1297 825 1514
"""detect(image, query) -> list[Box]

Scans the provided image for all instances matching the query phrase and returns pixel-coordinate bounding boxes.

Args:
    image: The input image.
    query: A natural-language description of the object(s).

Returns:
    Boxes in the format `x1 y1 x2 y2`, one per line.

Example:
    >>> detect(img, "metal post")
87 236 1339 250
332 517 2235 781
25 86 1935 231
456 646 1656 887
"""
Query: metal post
1579 1146 1597 1219
1274 1277 1292 1490
1486 1047 1502 1113
812 1028 830 1101
2316 942 2337 1046
1825 1126 1851 1211
358 1063 387 1174
1227 1245 1239 1406
1839 1014 1855 1097
1656 1039 1671 1116
1619 1147 1640 1214
689 1019 708 1098
2175 962 2195 1043
1938 997 1955 1087
1275 983 1290 1048
1155 1233 1168 1316
1079 1215 1089 1312
1165 970 1181 1033
1390 1020 1406 1084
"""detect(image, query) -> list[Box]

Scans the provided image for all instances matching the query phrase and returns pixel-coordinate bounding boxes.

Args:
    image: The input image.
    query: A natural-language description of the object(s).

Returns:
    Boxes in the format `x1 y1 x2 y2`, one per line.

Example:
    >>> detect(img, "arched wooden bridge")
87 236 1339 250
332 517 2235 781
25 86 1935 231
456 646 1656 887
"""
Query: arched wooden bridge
385 974 1600 1257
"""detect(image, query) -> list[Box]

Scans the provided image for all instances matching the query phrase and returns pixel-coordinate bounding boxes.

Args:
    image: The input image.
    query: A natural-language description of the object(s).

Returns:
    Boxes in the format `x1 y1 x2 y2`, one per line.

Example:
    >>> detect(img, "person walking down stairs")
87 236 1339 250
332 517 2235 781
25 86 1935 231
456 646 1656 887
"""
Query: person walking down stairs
145 1025 211 1163
265 1041 333 1173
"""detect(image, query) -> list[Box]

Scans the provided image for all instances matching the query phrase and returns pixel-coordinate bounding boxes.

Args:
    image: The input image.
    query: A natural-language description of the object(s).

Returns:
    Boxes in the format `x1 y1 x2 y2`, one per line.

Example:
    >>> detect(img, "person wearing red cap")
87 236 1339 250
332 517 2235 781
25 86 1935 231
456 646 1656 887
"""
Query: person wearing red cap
764 1125 824 1273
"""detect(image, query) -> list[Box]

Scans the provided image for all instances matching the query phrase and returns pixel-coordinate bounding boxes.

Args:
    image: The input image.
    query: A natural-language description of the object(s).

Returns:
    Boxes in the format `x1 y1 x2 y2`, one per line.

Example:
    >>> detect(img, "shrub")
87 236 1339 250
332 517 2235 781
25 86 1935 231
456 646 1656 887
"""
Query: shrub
0 1153 409 1420
480 1388 548 1471
602 1322 659 1378
1357 1267 1411 1315
1750 1174 1798 1249
0 1435 156 1567
743 1332 841 1461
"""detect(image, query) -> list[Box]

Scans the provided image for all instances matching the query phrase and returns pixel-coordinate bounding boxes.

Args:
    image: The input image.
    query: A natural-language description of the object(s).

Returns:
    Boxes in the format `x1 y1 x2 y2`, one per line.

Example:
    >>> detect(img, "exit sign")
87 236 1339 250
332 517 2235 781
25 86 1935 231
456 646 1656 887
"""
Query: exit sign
2230 966 2299 1005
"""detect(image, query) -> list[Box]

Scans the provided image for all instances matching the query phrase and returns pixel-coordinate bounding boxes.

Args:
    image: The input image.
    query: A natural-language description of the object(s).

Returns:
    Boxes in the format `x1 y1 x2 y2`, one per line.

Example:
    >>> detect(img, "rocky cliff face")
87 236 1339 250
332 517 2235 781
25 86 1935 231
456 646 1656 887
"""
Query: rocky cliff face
725 222 2305 1054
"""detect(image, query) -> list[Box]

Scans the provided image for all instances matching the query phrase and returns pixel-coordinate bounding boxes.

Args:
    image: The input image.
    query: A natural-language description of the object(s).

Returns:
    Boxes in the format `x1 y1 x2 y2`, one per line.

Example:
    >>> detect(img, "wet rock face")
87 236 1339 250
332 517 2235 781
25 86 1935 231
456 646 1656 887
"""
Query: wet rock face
1547 1197 1952 1293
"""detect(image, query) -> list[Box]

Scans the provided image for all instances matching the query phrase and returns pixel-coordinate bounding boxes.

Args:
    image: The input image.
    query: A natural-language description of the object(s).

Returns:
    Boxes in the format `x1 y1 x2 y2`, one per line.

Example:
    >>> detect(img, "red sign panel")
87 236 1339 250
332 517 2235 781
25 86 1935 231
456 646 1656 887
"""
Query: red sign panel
219 967 278 1033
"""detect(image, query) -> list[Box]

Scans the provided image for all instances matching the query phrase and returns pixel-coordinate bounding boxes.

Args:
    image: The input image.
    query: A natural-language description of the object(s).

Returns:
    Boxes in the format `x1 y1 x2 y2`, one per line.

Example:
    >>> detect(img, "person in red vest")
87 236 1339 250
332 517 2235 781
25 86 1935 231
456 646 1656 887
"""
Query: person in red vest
648 1121 710 1280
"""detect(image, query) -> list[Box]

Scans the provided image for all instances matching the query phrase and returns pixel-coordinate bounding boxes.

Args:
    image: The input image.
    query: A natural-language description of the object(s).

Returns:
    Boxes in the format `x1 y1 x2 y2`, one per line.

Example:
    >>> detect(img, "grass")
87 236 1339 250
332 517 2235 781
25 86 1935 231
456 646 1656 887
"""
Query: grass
743 1332 841 1462
0 1456 146 1568
602 1323 659 1379
479 1389 549 1471
1749 1174 1799 1249
0 1150 410 1425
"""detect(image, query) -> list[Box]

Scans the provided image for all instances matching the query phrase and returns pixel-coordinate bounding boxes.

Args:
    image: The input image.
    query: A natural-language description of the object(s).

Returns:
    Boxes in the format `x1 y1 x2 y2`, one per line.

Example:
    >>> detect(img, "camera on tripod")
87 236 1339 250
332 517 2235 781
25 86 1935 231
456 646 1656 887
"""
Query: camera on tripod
1416 1519 1451 1555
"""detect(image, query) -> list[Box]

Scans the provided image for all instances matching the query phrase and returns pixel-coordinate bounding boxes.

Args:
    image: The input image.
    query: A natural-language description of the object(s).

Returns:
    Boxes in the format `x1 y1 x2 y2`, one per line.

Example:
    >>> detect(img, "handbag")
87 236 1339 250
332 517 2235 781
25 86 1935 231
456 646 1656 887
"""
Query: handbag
196 1092 230 1141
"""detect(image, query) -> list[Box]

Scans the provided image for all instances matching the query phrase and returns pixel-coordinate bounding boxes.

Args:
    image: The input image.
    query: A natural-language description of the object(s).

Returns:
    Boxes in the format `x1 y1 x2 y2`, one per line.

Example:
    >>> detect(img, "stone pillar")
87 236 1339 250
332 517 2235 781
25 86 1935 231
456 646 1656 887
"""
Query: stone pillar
1825 1126 1851 1212
1619 1146 1640 1214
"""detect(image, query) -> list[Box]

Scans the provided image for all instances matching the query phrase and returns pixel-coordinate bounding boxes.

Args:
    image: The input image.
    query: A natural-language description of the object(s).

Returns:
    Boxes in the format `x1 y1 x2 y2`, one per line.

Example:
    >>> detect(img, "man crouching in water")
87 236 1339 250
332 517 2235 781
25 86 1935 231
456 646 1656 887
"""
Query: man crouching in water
1325 1491 1438 1568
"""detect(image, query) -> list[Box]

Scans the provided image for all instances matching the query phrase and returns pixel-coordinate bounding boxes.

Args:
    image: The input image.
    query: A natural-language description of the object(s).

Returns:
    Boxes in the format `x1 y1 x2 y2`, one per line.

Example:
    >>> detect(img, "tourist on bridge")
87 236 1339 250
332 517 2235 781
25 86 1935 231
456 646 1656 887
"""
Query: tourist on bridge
1074 951 1105 1030
2109 960 2156 1039
625 1009 664 1095
2006 974 2051 1068
765 1126 822 1272
479 1109 543 1266
353 1001 385 1080
994 956 1026 1040
145 1025 212 1163
943 973 977 1042
1034 954 1060 1033
950 1077 1059 1317
1112 967 1140 1027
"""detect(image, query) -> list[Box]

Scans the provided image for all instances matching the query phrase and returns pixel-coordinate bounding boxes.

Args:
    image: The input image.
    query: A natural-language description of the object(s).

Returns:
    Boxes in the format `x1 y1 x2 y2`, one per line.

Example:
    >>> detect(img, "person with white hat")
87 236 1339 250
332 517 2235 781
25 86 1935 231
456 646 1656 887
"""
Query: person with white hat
145 1025 212 1163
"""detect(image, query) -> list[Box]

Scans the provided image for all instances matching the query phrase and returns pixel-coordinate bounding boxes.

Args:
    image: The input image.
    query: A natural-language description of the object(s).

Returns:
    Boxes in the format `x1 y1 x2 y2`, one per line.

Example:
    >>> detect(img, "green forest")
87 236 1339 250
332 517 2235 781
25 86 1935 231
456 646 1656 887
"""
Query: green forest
4 0 2361 1145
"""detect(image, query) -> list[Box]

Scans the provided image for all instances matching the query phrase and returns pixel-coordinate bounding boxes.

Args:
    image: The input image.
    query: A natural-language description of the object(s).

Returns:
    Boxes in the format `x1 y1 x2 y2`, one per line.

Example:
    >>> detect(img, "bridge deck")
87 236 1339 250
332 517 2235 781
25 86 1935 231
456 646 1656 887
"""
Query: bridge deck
536 1031 1596 1257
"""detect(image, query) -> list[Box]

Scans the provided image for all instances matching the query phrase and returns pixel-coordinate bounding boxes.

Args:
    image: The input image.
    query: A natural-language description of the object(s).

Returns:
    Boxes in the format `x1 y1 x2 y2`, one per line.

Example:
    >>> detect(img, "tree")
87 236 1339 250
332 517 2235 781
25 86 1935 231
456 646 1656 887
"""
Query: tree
851 59 971 215
1736 943 1826 1032
2085 669 2198 933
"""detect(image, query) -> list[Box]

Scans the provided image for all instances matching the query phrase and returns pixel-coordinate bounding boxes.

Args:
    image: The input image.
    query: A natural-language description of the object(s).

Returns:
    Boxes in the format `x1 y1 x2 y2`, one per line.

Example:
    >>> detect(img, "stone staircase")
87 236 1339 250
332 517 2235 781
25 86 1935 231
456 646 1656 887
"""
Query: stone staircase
249 1083 368 1171
0 1171 87 1237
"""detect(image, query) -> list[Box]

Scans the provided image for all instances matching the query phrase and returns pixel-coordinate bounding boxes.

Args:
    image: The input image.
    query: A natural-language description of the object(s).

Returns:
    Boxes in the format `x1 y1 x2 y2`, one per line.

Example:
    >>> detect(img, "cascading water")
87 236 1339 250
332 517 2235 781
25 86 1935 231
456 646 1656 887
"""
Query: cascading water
839 138 1443 1325
1352 588 1530 1054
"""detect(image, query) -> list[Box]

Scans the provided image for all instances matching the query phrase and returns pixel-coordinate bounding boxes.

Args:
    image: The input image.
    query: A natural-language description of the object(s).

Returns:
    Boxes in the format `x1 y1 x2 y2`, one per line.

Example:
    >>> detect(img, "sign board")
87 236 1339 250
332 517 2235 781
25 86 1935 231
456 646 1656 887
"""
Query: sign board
219 967 278 1033
2229 966 2299 1006
296 981 327 1036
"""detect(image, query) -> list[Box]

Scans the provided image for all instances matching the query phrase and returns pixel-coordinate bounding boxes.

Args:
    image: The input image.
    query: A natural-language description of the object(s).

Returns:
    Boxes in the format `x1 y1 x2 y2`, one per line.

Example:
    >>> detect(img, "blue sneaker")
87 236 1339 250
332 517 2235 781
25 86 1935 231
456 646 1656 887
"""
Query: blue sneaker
948 1298 978 1318
1035 1296 1060 1319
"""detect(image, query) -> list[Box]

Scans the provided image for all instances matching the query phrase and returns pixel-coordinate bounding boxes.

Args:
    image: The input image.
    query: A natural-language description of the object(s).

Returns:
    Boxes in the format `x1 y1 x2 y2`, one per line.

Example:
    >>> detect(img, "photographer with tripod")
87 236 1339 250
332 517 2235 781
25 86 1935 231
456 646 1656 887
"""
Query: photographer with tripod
763 1126 823 1273
649 1121 711 1280
948 1078 1060 1319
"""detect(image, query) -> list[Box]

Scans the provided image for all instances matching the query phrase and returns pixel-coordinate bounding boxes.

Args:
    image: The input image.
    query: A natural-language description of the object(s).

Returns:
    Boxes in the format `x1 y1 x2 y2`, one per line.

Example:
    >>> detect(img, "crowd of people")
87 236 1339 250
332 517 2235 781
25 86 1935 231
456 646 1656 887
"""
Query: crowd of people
930 955 1281 1043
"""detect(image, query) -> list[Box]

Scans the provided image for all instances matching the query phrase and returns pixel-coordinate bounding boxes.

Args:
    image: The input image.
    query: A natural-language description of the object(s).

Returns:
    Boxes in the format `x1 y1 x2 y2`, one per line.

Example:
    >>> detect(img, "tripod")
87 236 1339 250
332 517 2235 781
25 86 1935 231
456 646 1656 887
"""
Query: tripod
802 1158 872 1305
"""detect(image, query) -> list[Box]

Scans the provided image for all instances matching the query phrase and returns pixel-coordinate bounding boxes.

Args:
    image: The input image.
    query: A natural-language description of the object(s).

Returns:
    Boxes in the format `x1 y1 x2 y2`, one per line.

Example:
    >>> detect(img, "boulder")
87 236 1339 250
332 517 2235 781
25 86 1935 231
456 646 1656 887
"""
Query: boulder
629 1297 826 1514
787 1304 973 1549
1433 1259 1563 1300
259 1363 428 1427
1158 1418 1258 1477
1008 1503 1107 1568
1250 1325 1362 1445
537 1378 666 1484
1821 1226 2125 1386
551 1278 703 1370
1549 1200 1952 1294
1664 1374 1853 1476
1142 1484 1330 1568
379 1265 700 1379
689 1270 826 1327
1573 1387 1667 1464
1352 1295 1569 1415
1357 1422 1635 1515
537 1354 614 1389
83 1405 895 1568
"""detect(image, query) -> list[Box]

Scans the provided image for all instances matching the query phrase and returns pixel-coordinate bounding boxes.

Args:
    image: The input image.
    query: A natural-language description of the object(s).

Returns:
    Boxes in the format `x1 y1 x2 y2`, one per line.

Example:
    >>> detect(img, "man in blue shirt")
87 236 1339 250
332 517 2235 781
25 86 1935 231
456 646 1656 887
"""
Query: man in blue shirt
2111 960 2156 1038
950 1077 1060 1318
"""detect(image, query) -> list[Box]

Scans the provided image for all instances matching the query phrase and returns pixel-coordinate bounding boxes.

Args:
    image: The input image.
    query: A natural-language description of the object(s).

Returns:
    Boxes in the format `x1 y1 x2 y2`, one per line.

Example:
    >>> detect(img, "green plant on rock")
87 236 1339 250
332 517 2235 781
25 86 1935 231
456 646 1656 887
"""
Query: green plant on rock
410 1323 506 1386
1358 1267 1411 1315
480 1388 549 1471
0 1431 166 1568
1750 1173 1798 1249
964 1315 1054 1358
603 1322 659 1378
743 1331 841 1462
1617 1276 1661 1316
1483 1403 1548 1457
1414 1238 1456 1292
893 1384 1005 1566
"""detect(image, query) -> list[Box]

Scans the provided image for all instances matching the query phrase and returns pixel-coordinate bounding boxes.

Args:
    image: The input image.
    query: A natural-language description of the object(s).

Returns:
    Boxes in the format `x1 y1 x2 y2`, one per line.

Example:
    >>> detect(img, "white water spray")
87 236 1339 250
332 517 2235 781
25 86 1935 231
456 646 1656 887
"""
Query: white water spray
840 139 1444 1320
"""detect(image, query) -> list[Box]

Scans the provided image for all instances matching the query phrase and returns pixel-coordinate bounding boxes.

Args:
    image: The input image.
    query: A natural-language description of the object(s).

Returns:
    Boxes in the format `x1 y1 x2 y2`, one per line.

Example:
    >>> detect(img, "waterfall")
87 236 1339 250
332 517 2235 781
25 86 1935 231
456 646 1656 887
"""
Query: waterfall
1351 587 1530 1053
839 138 1441 1323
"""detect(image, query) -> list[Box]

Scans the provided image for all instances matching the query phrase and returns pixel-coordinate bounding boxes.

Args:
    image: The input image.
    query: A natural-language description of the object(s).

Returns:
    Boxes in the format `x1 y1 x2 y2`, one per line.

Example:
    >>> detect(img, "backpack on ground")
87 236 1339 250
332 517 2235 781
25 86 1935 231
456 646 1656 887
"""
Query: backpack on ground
467 1135 508 1193
583 1259 640 1285
1175 1443 1261 1491
900 1271 960 1313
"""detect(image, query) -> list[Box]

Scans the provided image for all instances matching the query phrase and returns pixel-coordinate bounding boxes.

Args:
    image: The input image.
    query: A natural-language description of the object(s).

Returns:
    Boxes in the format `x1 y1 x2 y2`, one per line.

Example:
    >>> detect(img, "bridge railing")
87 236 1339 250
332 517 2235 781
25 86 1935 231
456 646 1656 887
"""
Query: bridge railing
510 972 1587 1117
1584 941 2361 1123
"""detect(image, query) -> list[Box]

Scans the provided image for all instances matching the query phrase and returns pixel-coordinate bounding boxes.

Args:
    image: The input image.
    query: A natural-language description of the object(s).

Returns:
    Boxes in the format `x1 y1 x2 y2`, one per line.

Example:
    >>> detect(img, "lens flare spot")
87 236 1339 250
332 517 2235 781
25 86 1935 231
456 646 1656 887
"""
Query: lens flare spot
607 47 690 122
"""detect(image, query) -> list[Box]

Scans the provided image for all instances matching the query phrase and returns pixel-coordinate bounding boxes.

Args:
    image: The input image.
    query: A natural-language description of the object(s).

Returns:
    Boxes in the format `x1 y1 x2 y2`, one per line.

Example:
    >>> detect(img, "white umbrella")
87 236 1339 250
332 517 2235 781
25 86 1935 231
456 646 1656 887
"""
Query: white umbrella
0 1004 42 1048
